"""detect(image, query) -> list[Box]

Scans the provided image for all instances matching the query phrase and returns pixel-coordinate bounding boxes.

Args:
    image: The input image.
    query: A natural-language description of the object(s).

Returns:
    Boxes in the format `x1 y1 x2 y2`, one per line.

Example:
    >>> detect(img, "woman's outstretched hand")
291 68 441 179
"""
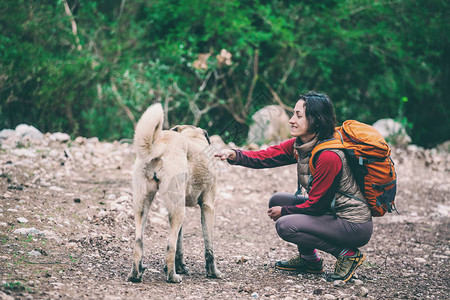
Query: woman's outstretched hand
267 206 282 221
214 149 236 161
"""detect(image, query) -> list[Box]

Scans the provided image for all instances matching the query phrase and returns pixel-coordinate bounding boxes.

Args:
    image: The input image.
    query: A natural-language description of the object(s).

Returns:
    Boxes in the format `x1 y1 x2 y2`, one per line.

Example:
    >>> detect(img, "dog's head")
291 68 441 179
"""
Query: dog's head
170 125 211 145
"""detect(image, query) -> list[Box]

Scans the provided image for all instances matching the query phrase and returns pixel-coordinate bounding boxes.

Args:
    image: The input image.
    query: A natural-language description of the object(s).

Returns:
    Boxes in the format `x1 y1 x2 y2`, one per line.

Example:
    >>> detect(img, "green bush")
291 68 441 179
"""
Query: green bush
0 0 448 147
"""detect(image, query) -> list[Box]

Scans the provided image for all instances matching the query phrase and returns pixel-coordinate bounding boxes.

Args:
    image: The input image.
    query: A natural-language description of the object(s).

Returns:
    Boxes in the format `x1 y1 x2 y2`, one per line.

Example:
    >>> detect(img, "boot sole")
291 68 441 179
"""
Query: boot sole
275 265 324 273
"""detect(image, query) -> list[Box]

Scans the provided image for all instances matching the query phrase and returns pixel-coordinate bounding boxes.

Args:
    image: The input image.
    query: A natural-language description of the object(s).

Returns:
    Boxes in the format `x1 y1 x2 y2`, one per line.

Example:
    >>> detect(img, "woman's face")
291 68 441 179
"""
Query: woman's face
289 100 315 142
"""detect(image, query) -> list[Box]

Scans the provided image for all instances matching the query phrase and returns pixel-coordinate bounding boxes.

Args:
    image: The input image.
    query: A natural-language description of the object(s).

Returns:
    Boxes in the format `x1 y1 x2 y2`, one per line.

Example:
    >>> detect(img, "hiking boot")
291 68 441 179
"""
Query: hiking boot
275 254 324 274
327 249 365 282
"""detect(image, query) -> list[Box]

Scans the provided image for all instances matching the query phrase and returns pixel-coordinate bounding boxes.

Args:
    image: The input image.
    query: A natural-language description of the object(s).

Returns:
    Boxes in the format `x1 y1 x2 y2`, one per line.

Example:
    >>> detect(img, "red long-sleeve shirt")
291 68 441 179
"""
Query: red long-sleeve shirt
231 138 342 216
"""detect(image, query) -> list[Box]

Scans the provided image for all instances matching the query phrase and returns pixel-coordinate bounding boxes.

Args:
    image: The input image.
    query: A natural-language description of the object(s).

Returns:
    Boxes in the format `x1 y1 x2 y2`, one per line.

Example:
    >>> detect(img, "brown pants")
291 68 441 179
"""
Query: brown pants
269 192 373 257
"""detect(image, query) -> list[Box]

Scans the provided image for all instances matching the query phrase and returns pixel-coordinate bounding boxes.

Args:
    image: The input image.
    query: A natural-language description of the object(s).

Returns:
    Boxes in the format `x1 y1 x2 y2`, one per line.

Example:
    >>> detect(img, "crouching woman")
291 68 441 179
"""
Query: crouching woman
216 92 373 282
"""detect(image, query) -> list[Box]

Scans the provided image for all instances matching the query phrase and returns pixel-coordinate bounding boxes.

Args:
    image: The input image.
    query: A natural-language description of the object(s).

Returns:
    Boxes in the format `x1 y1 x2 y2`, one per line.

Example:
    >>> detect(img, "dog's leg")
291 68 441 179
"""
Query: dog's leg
200 193 222 279
175 226 189 274
165 206 185 283
127 178 157 283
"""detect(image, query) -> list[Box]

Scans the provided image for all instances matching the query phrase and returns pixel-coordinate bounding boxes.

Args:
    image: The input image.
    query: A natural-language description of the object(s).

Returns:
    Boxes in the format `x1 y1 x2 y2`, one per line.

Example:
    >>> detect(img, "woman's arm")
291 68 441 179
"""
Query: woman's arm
219 138 297 169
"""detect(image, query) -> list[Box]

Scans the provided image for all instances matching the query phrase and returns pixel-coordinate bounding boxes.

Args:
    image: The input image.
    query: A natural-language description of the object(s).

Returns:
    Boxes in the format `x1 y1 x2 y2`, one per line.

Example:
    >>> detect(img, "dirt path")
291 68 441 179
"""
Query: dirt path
0 136 449 299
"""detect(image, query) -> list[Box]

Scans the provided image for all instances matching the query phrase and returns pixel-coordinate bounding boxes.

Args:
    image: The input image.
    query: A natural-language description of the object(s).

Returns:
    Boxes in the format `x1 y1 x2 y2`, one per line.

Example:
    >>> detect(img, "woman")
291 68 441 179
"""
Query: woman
215 92 373 282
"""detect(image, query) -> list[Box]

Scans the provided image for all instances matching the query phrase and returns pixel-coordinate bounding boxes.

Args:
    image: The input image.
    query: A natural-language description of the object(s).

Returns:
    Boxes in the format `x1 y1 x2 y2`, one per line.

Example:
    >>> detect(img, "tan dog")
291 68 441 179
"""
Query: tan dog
127 103 221 283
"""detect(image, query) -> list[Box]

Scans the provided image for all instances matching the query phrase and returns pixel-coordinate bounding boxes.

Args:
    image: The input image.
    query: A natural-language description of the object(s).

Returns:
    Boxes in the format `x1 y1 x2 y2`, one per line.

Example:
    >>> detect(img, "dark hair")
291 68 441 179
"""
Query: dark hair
298 92 337 140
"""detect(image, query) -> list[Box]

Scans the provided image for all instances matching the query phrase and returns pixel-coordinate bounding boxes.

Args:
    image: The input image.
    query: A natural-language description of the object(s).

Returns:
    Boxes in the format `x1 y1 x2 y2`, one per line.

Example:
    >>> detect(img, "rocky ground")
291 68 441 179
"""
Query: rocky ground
0 128 449 299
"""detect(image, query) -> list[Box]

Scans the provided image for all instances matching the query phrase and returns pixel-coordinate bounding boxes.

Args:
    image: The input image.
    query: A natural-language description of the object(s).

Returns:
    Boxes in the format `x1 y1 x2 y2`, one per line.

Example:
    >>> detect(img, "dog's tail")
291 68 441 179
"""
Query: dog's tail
134 103 164 160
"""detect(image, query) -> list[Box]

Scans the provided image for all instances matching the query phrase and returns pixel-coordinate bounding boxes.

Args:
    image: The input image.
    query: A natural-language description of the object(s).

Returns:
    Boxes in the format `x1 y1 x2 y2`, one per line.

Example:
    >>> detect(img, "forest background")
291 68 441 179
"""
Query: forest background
0 0 449 147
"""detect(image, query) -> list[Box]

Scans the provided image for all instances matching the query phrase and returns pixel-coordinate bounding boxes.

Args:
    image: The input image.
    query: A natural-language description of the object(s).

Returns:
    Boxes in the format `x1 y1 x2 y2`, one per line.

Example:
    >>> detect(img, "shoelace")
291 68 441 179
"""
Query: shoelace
334 256 353 276
288 255 302 266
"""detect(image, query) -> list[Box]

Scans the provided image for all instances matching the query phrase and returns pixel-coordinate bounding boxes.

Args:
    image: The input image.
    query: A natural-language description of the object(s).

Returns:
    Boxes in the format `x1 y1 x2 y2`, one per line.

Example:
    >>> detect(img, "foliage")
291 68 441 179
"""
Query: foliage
0 0 448 147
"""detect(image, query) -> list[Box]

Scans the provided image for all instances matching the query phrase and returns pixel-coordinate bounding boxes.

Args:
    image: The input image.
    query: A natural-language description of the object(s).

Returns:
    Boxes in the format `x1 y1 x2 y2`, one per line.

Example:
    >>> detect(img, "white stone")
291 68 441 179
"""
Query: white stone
116 195 130 202
247 105 290 145
14 227 43 236
50 132 71 142
49 149 60 158
220 192 233 200
11 148 37 158
0 291 14 300
49 186 64 192
372 118 411 146
357 286 369 297
110 202 124 211
28 250 41 256
107 194 117 200
353 279 364 286
15 124 44 140
333 280 346 287
414 257 426 263
0 129 16 140
17 217 28 223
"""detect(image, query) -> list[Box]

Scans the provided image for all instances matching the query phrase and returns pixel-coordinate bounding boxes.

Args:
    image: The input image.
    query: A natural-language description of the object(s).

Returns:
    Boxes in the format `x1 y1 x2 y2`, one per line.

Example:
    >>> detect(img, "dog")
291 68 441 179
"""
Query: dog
127 103 221 283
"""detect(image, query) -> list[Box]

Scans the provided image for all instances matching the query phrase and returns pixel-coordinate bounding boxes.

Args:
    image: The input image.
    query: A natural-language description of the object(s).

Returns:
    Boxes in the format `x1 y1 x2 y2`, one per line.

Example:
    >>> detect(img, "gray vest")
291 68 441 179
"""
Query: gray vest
294 141 372 223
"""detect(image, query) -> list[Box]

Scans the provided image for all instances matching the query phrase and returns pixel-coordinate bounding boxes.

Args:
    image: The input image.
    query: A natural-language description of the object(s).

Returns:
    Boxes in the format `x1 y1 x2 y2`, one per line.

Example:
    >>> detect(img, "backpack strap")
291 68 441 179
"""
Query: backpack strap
309 139 345 176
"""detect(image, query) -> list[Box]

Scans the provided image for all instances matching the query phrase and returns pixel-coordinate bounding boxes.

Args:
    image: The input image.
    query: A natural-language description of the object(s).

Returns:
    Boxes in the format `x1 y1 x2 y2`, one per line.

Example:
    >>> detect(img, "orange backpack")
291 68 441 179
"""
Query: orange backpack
309 120 397 217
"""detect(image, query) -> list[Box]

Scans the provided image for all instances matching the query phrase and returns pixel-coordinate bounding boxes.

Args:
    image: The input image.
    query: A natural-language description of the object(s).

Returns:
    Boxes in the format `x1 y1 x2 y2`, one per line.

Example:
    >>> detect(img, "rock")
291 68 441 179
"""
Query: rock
210 135 229 152
106 194 117 200
0 291 14 300
372 118 411 146
313 288 323 295
414 257 426 263
220 192 233 200
357 286 369 297
110 202 124 211
436 204 449 217
0 129 16 140
116 195 131 202
98 210 108 218
14 227 43 236
435 140 450 153
333 280 346 287
247 105 290 145
17 217 29 223
323 294 337 300
353 279 364 286
247 143 259 150
28 250 42 256
251 292 259 298
74 136 86 144
11 148 37 158
234 256 250 264
49 186 64 192
49 132 71 143
87 137 99 144
15 124 44 140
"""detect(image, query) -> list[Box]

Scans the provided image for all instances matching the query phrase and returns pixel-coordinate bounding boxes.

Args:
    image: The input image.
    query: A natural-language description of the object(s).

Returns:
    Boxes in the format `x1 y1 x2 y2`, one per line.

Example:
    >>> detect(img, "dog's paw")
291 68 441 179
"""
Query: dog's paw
167 273 182 283
176 264 189 275
127 274 142 283
206 269 222 279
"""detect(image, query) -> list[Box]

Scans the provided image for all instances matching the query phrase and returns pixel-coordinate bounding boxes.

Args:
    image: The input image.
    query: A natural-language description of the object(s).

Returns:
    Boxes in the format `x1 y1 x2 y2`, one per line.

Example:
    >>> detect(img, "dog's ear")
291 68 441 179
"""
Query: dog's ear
203 130 211 145
170 125 181 132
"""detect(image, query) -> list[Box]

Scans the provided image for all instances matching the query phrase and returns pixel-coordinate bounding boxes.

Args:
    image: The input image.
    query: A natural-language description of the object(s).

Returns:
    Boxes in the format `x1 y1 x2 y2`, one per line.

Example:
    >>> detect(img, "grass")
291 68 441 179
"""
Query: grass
2 281 32 293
